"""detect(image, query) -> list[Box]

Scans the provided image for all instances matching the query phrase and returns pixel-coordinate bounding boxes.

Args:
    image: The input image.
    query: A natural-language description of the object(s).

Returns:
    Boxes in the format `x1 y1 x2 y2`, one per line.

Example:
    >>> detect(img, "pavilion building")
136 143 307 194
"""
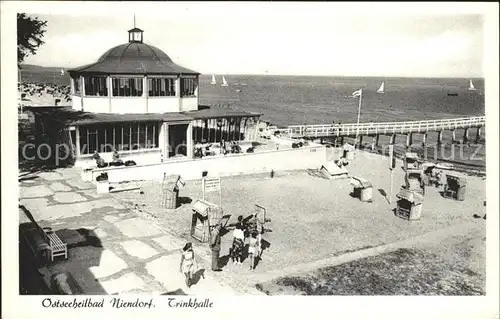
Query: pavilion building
29 27 260 165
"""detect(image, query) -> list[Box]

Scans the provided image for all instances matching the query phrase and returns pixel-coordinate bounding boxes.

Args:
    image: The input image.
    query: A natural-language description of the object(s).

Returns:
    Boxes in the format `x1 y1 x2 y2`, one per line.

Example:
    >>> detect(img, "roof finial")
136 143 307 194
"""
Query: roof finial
133 14 136 28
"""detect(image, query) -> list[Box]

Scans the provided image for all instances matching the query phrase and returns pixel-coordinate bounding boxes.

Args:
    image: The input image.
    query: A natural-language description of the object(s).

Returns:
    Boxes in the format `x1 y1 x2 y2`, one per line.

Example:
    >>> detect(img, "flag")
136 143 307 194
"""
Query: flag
351 89 362 97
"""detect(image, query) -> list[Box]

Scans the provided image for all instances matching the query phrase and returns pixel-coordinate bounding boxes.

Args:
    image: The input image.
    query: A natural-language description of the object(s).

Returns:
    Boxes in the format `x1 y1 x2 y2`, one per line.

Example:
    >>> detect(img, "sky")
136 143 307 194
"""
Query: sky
20 2 487 78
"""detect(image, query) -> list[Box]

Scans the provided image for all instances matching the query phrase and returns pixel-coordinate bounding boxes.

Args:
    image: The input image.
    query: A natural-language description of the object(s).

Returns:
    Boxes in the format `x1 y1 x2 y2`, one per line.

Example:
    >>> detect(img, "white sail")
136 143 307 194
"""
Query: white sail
377 81 385 93
60 69 65 76
211 74 216 85
221 76 228 87
468 79 476 91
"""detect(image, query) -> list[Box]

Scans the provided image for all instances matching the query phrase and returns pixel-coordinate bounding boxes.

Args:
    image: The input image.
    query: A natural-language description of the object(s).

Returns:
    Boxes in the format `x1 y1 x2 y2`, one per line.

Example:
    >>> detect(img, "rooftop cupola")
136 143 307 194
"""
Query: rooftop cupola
128 27 144 43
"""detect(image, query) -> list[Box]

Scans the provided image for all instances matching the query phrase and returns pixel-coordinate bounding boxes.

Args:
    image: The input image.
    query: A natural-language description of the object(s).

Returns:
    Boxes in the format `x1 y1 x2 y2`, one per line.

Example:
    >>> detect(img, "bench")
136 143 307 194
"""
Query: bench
44 229 68 261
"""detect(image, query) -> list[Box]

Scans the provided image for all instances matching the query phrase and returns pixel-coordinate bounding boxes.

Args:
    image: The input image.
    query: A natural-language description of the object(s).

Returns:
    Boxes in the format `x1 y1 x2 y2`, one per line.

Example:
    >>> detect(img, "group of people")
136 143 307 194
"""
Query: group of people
194 140 242 158
179 213 267 289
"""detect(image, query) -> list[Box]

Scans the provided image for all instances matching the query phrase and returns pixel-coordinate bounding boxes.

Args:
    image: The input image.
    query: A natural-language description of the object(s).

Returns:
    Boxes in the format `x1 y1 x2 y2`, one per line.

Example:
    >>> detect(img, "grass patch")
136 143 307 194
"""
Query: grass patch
257 248 485 296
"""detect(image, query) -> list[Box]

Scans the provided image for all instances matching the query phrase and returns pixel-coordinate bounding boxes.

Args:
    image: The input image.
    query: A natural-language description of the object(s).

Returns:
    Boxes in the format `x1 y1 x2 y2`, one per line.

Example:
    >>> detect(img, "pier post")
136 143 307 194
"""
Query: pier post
437 131 443 146
475 127 482 143
375 134 380 147
405 133 412 150
452 129 457 144
389 134 396 145
463 128 469 144
359 135 364 149
421 132 427 147
340 136 344 146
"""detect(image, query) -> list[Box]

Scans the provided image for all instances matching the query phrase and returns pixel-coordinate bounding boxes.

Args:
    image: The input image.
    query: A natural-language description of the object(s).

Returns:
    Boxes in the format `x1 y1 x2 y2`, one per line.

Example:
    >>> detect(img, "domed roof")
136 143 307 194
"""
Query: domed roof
68 29 199 75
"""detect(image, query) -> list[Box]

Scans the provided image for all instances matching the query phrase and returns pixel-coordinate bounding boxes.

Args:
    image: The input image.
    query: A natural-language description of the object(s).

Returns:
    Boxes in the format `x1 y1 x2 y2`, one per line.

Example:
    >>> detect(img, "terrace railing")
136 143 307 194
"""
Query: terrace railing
283 116 485 138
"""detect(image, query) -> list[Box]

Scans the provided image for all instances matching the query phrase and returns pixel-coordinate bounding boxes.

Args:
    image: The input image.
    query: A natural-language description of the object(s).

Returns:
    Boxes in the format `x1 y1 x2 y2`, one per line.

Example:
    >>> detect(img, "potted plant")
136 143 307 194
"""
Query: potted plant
96 173 109 193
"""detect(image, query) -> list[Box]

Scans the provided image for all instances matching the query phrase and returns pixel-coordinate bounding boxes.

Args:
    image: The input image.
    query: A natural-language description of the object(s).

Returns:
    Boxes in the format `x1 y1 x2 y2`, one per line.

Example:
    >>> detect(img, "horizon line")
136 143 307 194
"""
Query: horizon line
19 63 484 80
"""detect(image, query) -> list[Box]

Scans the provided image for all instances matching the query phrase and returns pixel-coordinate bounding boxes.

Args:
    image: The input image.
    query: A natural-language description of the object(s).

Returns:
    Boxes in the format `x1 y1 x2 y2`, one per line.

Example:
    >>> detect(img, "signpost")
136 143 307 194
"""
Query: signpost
202 176 222 207
388 145 394 204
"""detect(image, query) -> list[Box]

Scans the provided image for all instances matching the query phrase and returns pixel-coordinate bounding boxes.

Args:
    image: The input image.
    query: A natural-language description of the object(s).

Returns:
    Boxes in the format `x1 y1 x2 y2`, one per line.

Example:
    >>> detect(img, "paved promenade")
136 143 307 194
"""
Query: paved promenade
19 168 244 295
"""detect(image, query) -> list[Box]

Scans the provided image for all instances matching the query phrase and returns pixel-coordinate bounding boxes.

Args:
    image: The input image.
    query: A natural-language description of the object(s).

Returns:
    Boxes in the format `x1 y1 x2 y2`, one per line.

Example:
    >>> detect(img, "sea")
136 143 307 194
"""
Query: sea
20 70 486 170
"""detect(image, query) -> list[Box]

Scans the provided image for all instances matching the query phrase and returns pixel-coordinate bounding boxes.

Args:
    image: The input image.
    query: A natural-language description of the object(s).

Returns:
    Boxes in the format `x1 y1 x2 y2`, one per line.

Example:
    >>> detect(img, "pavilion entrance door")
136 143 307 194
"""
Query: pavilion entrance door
168 124 188 157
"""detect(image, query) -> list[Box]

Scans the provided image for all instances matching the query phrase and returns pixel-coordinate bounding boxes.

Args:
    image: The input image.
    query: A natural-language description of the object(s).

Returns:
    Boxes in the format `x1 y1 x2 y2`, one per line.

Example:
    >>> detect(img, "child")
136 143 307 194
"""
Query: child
231 227 245 265
179 242 198 288
248 232 259 270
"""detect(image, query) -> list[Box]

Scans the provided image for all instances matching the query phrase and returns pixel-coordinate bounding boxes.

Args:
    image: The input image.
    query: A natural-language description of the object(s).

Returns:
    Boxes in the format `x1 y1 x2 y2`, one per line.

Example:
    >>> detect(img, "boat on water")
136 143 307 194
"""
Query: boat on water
468 79 477 91
210 74 216 85
60 69 65 76
377 81 385 94
221 76 228 87
447 93 458 96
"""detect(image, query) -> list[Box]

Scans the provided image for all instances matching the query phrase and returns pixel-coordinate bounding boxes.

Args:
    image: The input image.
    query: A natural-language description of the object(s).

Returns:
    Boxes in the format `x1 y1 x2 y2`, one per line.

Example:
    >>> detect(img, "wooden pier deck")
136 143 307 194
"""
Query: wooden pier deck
283 116 485 139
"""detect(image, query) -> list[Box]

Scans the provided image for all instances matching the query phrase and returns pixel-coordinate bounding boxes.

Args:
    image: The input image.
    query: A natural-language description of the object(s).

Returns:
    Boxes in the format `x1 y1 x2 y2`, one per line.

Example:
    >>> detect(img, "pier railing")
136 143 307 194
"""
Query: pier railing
283 116 485 138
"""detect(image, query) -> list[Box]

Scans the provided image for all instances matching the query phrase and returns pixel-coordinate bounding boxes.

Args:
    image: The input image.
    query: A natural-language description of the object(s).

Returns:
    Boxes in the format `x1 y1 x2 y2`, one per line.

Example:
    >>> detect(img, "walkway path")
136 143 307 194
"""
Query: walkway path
19 168 239 295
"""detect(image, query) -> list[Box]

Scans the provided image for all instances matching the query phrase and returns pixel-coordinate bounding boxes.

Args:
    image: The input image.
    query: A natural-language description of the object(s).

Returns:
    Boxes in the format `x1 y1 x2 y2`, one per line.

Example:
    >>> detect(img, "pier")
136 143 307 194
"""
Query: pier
283 116 485 147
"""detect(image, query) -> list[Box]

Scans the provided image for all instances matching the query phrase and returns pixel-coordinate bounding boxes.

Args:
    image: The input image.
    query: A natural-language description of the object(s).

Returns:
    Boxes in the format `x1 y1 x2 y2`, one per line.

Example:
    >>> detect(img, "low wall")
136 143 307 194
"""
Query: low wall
75 149 162 168
91 144 327 182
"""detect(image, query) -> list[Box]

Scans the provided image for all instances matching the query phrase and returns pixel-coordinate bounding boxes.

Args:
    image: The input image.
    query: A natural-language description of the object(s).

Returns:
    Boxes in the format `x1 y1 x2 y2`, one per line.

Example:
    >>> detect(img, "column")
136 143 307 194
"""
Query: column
143 76 148 113
475 127 482 143
452 129 457 144
107 76 112 112
161 123 169 159
243 118 249 141
463 128 469 144
421 132 427 148
371 135 377 151
253 117 260 141
375 134 380 147
75 126 81 158
80 75 85 111
186 122 193 158
176 76 181 111
437 131 443 145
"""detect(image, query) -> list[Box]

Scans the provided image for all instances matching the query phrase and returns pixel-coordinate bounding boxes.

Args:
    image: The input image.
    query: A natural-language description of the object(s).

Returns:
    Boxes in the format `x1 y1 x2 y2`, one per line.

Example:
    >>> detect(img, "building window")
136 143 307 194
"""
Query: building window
78 123 160 155
112 78 143 97
148 78 176 96
84 77 108 96
73 77 81 95
180 78 197 97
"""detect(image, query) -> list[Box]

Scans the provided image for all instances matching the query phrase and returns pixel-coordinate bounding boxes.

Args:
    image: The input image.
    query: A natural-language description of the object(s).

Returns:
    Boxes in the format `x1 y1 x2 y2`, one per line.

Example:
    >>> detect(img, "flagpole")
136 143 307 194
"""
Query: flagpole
355 89 363 147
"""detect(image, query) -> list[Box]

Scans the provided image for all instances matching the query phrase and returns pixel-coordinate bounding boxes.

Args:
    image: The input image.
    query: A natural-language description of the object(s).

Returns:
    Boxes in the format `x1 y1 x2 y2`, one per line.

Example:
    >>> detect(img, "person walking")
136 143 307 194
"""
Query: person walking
231 226 245 265
247 232 259 270
210 224 223 271
179 242 200 288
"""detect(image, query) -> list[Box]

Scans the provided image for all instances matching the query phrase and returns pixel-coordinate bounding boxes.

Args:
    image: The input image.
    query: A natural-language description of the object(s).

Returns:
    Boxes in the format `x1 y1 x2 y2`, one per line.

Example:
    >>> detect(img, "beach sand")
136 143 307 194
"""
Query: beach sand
110 147 486 293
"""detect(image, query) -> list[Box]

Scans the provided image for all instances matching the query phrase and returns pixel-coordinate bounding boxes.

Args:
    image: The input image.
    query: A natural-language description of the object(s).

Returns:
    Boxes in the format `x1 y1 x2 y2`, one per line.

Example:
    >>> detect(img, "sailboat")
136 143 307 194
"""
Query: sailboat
221 76 228 87
60 69 65 76
468 79 476 91
210 74 216 85
377 81 385 94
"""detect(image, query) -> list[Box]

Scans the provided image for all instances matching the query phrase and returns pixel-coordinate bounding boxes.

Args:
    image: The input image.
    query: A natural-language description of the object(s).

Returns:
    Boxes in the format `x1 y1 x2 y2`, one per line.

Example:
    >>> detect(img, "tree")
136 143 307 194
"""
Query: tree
17 13 47 64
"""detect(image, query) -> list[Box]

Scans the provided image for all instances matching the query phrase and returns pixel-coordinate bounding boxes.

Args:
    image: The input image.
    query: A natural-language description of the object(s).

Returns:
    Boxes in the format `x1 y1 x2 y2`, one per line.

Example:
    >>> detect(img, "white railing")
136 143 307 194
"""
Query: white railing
283 116 485 138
